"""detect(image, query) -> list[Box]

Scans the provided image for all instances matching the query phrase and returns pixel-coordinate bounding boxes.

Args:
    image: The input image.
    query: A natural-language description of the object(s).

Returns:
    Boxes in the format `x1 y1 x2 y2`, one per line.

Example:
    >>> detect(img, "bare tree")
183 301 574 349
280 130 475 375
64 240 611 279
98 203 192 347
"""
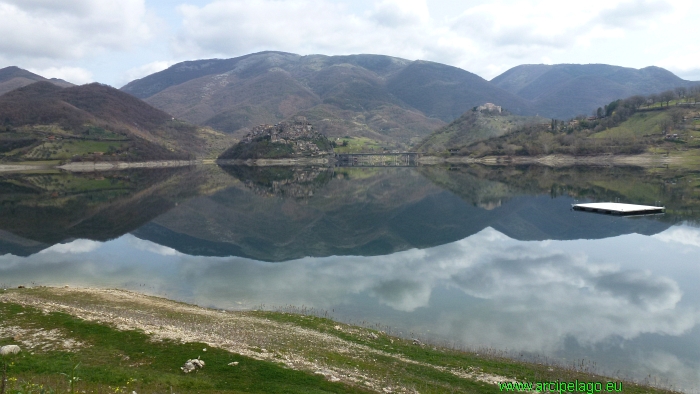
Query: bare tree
648 93 660 107
675 86 688 99
626 95 646 109
660 90 676 107
670 108 684 125
690 85 700 104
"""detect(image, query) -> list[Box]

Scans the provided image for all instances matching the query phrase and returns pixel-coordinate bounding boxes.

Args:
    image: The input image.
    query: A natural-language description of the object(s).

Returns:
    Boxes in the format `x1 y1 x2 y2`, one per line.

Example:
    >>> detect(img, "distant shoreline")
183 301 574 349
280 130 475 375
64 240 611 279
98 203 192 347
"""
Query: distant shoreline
0 159 200 173
418 153 677 167
0 153 680 173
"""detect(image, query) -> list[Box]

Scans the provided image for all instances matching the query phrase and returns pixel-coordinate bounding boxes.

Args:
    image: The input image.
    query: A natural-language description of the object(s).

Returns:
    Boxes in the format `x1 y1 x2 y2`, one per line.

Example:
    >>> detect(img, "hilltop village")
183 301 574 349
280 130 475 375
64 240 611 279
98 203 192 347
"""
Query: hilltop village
218 116 334 160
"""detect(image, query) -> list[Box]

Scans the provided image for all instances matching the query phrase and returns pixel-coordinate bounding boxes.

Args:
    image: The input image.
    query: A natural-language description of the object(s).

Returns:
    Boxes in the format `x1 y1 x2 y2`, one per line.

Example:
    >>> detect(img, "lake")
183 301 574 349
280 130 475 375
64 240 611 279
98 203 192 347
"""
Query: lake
1 164 700 392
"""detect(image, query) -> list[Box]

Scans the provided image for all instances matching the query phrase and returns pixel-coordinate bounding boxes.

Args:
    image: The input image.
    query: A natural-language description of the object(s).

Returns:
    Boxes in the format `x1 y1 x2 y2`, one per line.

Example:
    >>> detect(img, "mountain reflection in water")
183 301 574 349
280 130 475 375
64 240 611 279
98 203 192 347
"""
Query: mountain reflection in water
129 165 680 261
2 164 700 391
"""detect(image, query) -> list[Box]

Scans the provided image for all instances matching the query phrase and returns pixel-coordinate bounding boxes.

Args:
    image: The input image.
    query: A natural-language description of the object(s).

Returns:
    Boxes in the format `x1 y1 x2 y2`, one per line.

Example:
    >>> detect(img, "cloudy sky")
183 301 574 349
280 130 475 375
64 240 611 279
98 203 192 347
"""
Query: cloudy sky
0 0 698 87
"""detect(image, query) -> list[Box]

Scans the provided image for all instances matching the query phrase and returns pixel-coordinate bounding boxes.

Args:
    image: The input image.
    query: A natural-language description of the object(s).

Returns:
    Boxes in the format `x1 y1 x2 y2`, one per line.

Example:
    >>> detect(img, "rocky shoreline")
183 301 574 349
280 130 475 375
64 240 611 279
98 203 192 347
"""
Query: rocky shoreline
0 286 674 394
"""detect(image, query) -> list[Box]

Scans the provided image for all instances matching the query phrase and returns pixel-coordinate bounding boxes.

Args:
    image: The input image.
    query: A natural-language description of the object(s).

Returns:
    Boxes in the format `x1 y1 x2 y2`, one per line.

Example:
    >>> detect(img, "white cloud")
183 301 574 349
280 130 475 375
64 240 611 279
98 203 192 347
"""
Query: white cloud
599 0 674 28
3 226 699 387
125 235 181 256
143 227 695 353
28 66 93 84
0 0 698 104
169 0 700 81
369 0 430 28
653 226 700 248
121 60 175 86
174 1 385 58
0 0 152 61
39 239 101 254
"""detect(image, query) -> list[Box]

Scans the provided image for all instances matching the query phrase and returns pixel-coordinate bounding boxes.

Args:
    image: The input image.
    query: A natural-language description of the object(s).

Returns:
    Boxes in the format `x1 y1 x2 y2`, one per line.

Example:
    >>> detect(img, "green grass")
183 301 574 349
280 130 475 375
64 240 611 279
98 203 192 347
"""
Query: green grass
26 140 128 160
669 149 700 169
592 111 670 139
332 137 383 153
0 288 681 394
254 311 672 394
0 302 365 394
80 126 128 140
10 160 63 166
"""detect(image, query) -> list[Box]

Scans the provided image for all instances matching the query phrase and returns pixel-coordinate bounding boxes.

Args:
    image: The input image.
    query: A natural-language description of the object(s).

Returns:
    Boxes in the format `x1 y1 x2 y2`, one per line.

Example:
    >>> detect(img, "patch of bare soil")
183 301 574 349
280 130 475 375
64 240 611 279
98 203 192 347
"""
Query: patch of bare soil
0 325 88 353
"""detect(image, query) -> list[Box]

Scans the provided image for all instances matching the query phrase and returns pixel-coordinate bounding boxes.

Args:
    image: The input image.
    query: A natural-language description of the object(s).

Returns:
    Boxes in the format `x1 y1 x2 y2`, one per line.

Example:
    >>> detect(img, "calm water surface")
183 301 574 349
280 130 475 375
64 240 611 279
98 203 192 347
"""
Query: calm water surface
2 165 700 391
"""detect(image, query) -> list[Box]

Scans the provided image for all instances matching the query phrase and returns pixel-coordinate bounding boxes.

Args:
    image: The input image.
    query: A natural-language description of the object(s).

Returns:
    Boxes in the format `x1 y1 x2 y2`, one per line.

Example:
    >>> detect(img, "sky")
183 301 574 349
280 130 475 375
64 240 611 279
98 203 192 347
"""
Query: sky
0 0 698 87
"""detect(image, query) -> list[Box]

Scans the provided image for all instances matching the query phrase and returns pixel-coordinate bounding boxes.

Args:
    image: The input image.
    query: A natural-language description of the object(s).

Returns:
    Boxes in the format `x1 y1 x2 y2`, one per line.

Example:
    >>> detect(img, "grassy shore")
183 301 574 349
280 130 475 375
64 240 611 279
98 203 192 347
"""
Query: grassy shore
0 287 680 393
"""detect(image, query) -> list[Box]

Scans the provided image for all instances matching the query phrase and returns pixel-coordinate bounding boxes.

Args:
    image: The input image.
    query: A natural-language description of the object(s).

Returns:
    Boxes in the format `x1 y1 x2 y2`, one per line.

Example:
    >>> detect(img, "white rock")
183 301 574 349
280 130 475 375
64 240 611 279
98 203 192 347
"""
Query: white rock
181 361 195 373
192 359 205 368
228 361 239 366
0 345 21 356
181 357 205 373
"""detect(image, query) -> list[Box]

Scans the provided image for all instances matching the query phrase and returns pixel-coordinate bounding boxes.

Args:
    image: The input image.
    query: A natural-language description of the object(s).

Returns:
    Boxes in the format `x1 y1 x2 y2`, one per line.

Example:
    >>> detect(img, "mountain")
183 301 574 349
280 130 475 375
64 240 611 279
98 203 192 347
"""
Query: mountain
121 52 532 145
120 53 698 145
492 64 697 119
0 66 73 96
0 81 233 162
415 105 547 153
385 60 532 121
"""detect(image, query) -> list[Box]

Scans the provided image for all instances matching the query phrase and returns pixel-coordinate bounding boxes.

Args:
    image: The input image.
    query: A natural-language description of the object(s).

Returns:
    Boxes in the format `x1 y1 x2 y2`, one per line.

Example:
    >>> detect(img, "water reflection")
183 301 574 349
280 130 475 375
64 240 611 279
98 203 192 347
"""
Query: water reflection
1 165 697 259
131 166 678 261
2 164 700 391
2 225 700 390
0 167 210 249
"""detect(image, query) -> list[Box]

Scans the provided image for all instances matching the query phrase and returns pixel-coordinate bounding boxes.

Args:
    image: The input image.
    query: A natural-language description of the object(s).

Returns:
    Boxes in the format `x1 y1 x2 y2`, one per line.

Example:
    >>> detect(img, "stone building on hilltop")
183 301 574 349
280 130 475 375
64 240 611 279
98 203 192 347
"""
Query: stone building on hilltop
477 103 502 113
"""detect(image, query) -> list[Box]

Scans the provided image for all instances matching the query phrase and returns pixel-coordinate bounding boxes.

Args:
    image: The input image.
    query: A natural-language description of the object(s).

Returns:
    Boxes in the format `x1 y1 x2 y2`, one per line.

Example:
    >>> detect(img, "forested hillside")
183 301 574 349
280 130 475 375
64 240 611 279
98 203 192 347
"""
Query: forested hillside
432 87 700 158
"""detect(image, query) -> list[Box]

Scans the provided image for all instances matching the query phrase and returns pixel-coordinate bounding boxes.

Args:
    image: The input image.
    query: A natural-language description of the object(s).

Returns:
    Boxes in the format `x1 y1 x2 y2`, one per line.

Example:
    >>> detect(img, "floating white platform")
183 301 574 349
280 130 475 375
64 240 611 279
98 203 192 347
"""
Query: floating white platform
572 202 665 216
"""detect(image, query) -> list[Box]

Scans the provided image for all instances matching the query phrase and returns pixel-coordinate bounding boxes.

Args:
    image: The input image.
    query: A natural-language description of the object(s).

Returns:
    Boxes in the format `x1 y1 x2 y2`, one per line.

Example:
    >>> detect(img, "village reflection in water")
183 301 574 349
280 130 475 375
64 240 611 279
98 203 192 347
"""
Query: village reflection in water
2 164 700 391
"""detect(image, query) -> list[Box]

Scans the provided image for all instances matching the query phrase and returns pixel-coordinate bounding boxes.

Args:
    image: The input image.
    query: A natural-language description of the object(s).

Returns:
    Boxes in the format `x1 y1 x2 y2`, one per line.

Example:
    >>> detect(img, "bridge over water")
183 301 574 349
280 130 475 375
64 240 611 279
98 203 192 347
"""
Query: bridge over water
335 152 421 167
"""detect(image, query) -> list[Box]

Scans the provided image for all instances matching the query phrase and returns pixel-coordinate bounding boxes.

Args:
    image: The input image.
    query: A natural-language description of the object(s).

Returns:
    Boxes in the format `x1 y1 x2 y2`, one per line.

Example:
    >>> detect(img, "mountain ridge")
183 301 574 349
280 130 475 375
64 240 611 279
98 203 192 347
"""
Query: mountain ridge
120 53 698 147
120 52 533 145
492 63 697 118
0 66 74 96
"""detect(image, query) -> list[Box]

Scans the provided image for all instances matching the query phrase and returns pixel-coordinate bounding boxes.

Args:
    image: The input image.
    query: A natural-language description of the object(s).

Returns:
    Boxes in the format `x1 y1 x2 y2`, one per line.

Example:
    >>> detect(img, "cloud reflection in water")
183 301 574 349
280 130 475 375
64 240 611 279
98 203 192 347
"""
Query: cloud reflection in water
3 225 700 389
